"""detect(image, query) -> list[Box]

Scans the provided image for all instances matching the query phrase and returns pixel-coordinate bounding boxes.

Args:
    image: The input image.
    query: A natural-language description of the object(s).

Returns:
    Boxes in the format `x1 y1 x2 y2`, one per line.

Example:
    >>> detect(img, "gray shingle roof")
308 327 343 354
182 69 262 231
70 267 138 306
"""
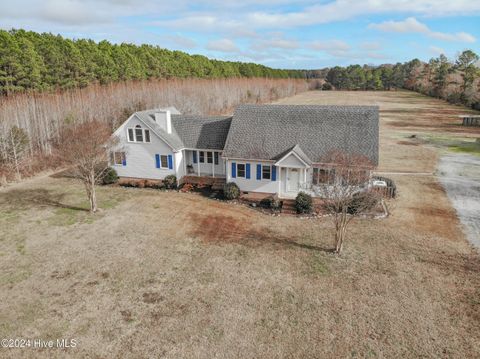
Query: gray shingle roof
134 109 184 149
133 109 232 151
171 115 232 150
223 104 379 165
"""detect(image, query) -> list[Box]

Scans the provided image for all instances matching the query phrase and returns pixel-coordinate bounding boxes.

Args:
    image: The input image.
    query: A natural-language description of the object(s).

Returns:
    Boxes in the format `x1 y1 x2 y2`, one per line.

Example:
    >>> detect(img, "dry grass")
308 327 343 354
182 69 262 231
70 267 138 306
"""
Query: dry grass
1 90 480 358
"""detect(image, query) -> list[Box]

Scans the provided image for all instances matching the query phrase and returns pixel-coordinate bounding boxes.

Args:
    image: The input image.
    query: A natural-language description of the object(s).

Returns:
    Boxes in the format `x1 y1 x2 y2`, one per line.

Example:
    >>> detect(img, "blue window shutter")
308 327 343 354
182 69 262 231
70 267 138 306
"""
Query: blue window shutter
246 163 251 179
272 166 276 181
155 154 160 168
256 164 261 180
193 151 197 164
231 162 236 178
168 155 173 170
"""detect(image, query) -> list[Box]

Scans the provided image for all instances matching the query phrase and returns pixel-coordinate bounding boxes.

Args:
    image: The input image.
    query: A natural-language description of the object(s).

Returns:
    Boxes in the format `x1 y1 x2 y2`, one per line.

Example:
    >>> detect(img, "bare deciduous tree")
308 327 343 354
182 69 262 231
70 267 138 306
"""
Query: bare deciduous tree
0 126 29 180
311 150 380 254
55 120 117 213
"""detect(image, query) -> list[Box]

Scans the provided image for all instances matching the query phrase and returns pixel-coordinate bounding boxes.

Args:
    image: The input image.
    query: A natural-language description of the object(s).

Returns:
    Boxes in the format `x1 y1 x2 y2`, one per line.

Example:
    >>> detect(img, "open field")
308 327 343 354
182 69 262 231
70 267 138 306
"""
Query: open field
1 90 480 358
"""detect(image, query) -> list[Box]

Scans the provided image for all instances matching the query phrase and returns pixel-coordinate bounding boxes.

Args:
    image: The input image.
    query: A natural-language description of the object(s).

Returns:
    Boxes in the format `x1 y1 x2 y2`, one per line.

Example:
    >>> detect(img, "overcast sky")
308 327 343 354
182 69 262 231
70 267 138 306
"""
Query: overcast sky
0 0 479 69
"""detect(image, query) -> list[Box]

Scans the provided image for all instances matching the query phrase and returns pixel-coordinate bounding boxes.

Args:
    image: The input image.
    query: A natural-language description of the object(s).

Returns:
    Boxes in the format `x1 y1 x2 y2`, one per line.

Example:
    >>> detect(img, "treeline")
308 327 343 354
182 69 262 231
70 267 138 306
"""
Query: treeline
324 50 480 109
0 29 306 95
0 77 314 182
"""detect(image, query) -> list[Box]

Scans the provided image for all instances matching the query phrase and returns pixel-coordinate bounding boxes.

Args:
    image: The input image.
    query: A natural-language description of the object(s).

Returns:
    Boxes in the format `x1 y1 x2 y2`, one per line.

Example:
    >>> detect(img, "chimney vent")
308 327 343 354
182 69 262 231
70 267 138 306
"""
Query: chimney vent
154 110 172 134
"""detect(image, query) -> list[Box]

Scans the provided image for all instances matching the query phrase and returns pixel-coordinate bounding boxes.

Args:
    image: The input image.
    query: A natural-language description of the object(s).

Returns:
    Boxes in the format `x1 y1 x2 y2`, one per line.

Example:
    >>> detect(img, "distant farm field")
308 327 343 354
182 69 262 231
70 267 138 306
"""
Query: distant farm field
1 90 479 358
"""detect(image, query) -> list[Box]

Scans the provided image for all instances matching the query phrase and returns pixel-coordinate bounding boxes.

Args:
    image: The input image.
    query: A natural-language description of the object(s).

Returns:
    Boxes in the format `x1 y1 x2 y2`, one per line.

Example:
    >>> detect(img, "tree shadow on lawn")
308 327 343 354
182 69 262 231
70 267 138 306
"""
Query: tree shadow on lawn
0 188 89 212
189 212 334 253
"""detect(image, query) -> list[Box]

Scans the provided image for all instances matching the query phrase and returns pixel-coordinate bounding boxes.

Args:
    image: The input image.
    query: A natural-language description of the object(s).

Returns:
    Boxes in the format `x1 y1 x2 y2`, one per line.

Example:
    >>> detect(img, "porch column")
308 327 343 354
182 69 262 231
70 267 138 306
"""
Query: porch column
197 150 200 176
183 150 187 176
212 152 215 178
278 166 281 194
304 168 307 184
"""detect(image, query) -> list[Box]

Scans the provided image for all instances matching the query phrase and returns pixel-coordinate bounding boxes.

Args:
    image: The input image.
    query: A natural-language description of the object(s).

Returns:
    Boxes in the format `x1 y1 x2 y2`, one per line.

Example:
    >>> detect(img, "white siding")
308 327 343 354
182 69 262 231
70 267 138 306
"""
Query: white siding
226 159 279 194
112 116 177 180
277 153 306 168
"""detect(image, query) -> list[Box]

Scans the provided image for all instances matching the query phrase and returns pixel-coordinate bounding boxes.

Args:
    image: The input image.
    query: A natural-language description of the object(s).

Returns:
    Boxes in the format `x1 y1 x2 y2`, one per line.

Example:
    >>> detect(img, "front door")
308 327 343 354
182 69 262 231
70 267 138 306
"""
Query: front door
287 168 300 192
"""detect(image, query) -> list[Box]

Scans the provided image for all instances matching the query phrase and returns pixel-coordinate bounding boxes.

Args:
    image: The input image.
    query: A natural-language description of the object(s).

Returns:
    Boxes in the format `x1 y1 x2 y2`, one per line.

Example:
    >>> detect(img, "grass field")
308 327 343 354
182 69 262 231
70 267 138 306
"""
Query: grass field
1 90 479 358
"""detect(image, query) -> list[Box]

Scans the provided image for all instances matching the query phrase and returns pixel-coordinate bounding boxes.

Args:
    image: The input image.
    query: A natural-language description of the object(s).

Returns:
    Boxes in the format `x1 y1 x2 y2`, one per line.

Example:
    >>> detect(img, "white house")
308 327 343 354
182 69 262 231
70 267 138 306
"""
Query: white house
111 104 379 198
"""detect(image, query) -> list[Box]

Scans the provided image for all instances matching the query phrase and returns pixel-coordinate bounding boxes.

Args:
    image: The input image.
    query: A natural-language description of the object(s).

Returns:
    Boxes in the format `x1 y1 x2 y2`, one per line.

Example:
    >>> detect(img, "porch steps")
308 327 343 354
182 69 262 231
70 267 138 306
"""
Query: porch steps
280 199 297 214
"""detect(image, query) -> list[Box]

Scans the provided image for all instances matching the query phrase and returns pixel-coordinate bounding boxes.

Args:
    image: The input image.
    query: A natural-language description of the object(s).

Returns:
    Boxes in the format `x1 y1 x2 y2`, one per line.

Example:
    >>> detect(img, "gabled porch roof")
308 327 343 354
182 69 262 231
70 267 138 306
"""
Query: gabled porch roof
274 144 312 168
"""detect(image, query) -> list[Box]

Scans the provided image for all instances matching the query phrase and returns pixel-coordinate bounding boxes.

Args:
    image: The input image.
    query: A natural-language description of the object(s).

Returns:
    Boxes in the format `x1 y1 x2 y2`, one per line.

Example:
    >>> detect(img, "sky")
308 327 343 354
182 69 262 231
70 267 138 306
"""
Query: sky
0 0 479 69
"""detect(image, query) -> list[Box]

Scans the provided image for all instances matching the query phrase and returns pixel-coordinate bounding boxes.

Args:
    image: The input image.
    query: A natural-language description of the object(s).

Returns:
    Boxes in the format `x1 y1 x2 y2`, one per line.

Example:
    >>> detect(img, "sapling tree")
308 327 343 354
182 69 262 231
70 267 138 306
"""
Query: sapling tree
0 126 29 180
55 120 118 213
311 150 380 254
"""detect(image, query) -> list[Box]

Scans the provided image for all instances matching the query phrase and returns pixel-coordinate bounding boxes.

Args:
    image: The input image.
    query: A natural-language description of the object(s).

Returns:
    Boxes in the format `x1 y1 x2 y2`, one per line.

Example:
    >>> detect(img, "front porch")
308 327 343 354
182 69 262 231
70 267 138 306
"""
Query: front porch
278 166 310 199
184 149 225 178
273 145 312 199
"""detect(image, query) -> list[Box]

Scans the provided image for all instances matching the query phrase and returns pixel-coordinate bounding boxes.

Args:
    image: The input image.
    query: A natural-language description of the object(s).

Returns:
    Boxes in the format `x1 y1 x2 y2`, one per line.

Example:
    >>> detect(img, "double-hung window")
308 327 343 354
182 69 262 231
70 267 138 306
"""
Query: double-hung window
199 151 205 163
262 165 271 180
135 125 143 142
160 155 168 168
237 163 246 178
127 125 150 143
111 152 126 166
207 152 213 164
214 152 219 165
155 154 171 169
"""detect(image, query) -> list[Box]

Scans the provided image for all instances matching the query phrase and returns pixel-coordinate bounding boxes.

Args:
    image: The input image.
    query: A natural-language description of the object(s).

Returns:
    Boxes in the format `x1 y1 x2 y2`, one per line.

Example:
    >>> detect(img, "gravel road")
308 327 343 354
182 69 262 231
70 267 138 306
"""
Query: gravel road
438 153 480 249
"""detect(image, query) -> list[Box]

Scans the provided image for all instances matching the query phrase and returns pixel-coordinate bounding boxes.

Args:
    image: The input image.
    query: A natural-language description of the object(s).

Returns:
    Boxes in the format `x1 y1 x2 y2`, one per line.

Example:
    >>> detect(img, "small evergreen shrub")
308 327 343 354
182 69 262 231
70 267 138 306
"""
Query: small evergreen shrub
223 182 240 200
260 195 281 210
260 197 273 208
163 175 177 189
101 167 118 185
322 82 333 90
295 191 313 214
347 192 379 214
446 92 462 104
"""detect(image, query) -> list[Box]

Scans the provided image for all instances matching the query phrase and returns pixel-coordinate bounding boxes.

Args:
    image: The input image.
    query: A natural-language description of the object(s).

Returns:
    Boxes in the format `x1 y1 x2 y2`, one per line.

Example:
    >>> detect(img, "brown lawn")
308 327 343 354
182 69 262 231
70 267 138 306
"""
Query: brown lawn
0 90 479 358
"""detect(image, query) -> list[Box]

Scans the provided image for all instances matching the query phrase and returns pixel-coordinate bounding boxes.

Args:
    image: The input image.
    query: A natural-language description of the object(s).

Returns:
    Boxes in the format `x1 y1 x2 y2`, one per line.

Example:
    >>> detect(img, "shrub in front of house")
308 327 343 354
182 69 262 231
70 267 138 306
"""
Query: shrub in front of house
101 167 118 185
295 191 313 214
260 195 281 210
163 175 177 190
322 82 333 90
223 182 240 200
347 191 379 215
